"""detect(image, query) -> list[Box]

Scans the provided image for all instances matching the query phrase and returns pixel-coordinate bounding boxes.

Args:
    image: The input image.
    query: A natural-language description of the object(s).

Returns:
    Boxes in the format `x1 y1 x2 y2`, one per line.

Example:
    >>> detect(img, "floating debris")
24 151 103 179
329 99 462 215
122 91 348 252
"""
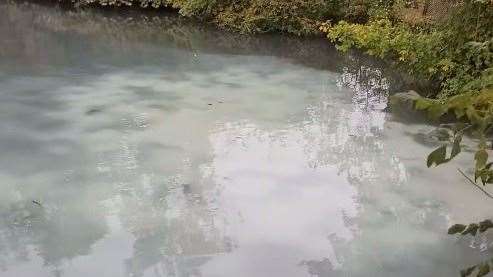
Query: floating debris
85 107 103 115
32 200 42 207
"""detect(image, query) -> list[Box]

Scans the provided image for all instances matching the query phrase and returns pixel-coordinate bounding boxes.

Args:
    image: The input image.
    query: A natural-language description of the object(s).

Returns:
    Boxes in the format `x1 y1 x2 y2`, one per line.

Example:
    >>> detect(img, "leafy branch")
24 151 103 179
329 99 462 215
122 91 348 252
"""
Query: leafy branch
448 219 493 277
458 168 493 200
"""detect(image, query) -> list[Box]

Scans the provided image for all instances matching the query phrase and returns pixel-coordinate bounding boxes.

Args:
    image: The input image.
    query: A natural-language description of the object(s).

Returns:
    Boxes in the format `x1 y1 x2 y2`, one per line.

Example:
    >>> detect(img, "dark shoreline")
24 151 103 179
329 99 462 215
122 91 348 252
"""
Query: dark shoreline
4 0 433 95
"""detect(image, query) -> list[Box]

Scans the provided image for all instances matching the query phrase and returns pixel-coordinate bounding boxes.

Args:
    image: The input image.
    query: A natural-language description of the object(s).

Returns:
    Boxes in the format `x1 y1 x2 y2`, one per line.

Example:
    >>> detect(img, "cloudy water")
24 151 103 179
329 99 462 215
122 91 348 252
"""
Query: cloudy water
0 2 492 277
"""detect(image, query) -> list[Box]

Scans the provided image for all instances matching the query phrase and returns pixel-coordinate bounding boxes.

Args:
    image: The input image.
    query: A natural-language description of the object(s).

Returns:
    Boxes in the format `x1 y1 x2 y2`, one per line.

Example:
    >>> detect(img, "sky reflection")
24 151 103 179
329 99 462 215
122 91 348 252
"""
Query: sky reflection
0 2 492 277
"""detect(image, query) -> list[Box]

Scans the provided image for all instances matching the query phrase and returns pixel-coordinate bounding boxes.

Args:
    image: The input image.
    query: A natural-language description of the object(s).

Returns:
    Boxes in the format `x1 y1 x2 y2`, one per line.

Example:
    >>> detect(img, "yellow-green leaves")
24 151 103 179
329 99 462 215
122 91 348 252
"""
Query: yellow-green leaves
448 224 467 234
459 261 491 277
452 220 493 276
448 220 493 236
475 149 489 169
427 145 448 167
415 97 433 110
426 127 464 167
461 266 477 277
413 90 493 125
451 130 463 157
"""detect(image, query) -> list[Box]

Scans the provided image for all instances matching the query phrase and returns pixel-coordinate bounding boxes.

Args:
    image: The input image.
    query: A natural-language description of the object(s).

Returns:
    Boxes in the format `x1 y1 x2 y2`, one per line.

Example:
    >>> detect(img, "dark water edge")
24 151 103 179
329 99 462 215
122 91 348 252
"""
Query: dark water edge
2 0 433 95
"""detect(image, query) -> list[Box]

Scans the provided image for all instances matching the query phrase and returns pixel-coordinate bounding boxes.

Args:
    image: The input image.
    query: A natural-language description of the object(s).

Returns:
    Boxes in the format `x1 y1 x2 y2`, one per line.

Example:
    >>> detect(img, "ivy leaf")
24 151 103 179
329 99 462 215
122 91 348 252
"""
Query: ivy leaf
448 224 467 234
427 145 447 167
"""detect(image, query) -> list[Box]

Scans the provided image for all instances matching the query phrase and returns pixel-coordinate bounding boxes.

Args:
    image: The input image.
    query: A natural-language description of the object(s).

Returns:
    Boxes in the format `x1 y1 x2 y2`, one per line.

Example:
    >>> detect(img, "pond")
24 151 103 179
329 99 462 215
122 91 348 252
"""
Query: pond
0 2 492 277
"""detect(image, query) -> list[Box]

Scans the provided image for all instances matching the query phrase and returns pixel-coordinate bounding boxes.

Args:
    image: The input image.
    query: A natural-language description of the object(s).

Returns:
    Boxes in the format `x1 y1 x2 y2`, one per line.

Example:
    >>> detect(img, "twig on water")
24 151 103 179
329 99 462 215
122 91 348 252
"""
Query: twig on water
32 200 42 207
458 168 493 200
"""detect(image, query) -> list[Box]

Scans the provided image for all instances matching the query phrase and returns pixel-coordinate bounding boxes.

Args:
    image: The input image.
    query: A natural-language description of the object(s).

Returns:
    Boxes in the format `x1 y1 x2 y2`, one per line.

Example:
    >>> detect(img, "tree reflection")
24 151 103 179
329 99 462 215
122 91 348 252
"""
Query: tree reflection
300 59 403 186
0 1 483 277
0 198 107 273
118 175 229 277
0 0 344 74
295 60 489 276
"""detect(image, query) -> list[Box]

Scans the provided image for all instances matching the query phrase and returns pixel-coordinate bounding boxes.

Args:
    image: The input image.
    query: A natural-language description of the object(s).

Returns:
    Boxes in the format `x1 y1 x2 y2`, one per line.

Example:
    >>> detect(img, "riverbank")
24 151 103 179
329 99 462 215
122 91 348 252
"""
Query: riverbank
33 0 492 97
3 0 426 92
34 0 337 35
2 3 492 276
2 1 493 276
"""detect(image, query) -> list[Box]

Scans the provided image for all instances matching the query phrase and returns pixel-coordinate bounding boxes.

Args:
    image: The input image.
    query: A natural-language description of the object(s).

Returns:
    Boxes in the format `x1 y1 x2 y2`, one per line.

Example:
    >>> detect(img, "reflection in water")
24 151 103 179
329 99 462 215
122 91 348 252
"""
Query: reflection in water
0 1 493 277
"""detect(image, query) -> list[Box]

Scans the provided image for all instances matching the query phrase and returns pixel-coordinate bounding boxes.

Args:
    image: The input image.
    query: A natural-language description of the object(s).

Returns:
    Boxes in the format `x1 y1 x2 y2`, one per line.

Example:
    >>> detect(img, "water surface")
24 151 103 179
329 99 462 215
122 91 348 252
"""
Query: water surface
0 2 492 277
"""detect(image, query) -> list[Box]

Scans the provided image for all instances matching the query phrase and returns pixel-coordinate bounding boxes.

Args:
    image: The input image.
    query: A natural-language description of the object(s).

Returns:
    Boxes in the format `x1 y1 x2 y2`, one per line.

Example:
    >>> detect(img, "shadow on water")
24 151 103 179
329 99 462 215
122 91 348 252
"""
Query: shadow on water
0 0 417 93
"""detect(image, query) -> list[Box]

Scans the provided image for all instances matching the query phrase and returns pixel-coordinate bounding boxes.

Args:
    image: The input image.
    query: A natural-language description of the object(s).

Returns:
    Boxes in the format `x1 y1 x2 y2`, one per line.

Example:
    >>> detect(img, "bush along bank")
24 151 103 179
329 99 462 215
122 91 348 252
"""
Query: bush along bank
320 1 493 275
99 0 491 274
58 0 416 35
42 0 492 273
60 0 346 35
61 0 492 99
328 0 493 115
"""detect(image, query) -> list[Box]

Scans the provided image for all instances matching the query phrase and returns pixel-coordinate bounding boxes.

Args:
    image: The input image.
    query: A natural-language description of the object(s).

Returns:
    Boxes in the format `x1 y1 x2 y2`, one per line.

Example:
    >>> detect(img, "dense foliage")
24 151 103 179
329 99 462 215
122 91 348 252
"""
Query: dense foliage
321 1 493 275
60 0 422 35
322 0 493 194
322 0 493 99
449 219 493 277
34 0 493 275
65 0 344 35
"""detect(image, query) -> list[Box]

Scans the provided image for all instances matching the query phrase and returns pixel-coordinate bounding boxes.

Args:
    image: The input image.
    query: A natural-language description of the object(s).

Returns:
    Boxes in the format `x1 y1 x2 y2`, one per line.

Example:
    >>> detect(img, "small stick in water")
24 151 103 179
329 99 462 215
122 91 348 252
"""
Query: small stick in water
458 168 493 200
32 200 42 206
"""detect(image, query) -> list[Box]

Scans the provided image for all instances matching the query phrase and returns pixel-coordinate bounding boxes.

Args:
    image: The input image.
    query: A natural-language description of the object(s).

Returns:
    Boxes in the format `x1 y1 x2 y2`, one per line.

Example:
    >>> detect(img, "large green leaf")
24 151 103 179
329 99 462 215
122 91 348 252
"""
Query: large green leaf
448 224 467 234
479 220 493 233
451 133 463 159
462 223 480 236
475 149 489 170
427 145 447 167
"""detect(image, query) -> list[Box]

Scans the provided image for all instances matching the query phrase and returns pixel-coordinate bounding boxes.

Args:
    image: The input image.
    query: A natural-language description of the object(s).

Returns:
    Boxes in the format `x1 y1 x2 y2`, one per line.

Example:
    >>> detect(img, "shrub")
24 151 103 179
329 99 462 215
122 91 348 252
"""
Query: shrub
213 0 342 35
322 0 493 99
66 0 345 35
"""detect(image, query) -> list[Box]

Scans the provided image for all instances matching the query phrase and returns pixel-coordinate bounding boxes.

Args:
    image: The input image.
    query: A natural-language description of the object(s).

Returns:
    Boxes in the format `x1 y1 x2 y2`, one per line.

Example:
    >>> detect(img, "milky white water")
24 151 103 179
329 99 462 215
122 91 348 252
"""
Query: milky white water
0 2 492 277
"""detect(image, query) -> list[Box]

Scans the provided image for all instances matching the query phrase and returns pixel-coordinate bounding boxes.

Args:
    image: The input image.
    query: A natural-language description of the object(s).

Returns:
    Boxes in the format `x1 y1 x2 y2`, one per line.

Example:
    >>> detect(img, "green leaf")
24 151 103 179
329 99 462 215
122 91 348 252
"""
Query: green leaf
415 98 432 110
452 123 468 133
466 107 483 125
462 223 480 236
477 263 490 277
427 103 448 120
479 220 493 233
448 224 467 234
451 133 463 159
427 145 447 167
455 107 466 119
461 266 476 277
475 150 488 169
474 168 492 185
